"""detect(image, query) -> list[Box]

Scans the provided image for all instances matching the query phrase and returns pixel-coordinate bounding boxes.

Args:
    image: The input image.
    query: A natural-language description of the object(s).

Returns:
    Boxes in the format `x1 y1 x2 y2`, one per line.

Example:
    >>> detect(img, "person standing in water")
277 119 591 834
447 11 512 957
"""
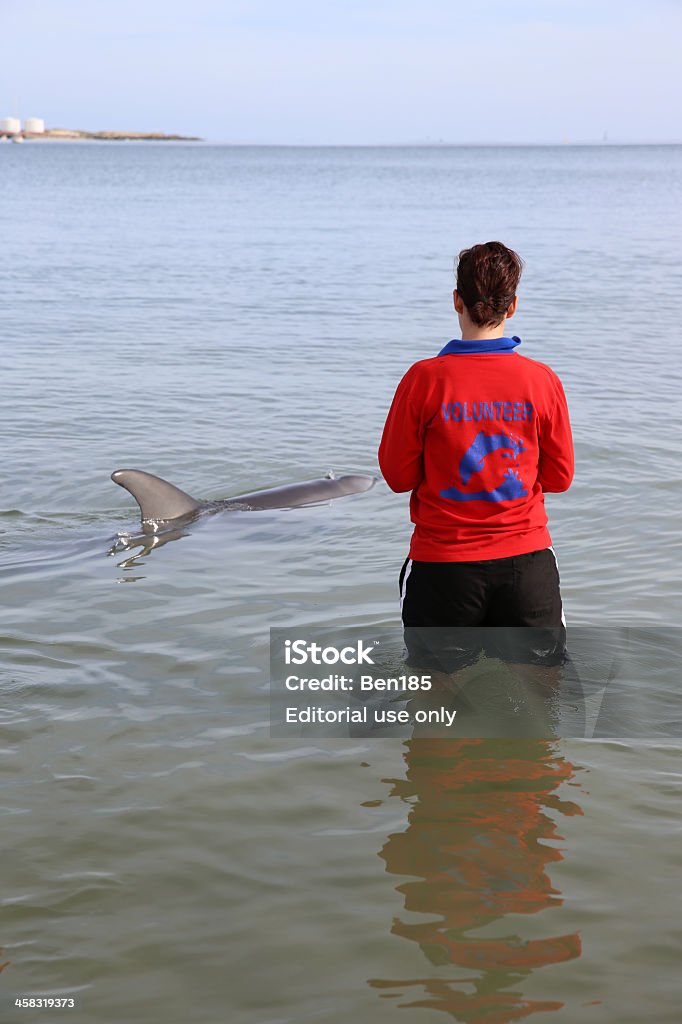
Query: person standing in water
378 241 574 673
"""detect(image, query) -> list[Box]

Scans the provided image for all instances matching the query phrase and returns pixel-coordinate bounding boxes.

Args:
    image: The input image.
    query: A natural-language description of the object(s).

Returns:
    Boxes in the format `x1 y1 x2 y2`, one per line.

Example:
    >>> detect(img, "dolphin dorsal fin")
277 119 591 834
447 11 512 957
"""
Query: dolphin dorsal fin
111 469 202 522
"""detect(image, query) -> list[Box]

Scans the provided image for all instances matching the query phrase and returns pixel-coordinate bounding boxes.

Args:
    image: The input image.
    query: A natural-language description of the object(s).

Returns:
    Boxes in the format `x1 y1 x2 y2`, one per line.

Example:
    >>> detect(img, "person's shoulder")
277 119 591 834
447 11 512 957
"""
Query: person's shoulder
396 354 443 384
513 352 565 388
407 354 443 372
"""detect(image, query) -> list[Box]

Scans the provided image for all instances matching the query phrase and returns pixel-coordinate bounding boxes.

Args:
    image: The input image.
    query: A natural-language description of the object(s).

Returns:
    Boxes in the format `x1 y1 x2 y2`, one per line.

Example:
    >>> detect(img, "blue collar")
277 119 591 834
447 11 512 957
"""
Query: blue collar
438 335 522 356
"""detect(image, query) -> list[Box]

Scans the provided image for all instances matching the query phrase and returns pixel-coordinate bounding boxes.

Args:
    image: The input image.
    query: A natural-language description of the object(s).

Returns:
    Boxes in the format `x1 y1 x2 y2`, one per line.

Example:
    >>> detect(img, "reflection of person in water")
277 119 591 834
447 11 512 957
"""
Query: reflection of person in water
369 739 584 1021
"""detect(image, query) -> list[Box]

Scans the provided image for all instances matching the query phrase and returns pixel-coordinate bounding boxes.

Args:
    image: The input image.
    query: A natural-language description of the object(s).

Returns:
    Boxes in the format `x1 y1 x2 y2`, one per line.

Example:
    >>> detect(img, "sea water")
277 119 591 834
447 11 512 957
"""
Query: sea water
1 143 681 1022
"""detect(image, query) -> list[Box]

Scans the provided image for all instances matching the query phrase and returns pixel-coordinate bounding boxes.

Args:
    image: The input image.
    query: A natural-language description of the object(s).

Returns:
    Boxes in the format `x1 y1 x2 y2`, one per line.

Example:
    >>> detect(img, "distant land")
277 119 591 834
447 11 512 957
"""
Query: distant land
0 127 202 142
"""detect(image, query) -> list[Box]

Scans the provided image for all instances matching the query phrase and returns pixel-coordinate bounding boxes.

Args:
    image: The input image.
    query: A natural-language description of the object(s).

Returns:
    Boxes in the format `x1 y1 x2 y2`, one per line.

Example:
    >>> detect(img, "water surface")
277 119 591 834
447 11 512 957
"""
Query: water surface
1 143 681 1022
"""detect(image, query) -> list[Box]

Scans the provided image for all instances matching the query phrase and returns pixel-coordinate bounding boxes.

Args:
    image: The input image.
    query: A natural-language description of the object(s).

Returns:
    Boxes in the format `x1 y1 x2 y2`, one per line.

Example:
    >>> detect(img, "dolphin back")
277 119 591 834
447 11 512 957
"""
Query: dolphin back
220 474 376 510
111 469 202 522
112 468 376 522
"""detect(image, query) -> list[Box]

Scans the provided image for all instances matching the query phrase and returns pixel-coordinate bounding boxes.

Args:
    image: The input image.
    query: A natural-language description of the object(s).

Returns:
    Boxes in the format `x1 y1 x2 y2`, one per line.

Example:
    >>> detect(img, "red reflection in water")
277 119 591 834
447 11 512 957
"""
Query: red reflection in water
370 739 584 1022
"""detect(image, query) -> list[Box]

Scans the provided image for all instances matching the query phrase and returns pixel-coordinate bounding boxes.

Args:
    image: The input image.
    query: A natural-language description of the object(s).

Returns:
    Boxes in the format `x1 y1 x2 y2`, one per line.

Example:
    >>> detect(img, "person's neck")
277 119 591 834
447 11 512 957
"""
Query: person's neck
458 316 507 341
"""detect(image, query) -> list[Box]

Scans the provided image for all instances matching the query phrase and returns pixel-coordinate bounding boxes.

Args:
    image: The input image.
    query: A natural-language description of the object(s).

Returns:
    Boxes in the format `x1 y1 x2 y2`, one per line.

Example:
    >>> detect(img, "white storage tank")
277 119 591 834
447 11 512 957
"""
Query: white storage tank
24 117 45 134
0 117 21 135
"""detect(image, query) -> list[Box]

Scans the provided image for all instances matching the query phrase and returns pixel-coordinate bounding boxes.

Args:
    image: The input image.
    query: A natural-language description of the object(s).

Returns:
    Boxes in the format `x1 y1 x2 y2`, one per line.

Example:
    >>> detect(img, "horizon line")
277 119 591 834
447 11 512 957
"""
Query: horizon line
193 138 682 147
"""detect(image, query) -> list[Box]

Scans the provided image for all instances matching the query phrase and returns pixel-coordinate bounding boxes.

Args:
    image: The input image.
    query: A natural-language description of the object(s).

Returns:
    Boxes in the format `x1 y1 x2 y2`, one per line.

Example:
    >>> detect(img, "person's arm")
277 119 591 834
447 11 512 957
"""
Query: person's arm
378 365 428 493
537 375 574 493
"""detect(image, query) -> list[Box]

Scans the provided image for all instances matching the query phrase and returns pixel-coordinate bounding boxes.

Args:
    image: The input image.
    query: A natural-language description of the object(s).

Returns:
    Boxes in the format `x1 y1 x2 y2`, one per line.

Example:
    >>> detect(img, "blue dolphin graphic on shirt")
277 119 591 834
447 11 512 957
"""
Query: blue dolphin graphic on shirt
459 431 526 484
441 431 528 503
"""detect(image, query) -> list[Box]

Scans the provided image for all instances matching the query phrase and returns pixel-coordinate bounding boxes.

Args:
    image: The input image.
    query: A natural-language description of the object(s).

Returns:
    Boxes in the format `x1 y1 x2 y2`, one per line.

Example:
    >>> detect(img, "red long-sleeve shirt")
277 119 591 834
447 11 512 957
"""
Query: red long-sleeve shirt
378 337 574 561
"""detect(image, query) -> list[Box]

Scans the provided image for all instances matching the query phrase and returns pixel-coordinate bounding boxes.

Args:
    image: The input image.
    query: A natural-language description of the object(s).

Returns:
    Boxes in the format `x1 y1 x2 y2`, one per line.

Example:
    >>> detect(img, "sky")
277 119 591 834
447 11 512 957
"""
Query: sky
1 0 681 144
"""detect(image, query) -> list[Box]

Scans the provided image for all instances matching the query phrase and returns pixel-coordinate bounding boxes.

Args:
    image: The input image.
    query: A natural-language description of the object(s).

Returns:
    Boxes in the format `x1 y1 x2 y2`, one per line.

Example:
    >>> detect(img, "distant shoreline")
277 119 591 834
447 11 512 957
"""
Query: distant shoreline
2 133 680 148
0 128 202 142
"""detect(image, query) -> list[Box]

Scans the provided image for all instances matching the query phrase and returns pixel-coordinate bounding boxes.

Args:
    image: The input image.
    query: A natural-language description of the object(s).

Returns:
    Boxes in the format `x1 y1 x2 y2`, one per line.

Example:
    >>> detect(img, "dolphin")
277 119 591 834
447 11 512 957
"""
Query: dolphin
111 468 376 525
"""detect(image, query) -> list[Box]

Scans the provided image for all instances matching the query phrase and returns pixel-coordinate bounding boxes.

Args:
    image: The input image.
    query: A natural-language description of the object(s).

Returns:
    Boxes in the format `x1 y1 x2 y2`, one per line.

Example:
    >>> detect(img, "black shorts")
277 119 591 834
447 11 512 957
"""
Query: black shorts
399 549 566 671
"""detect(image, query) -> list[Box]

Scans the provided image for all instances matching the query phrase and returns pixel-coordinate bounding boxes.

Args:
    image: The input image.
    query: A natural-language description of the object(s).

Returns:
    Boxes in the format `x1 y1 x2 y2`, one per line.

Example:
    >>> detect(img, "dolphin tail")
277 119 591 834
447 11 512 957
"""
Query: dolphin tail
111 469 202 522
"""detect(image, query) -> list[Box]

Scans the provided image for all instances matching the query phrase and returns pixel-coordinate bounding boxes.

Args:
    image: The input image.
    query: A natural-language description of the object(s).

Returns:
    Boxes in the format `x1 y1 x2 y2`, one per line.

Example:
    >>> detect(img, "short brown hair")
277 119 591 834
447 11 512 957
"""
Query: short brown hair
456 241 524 327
